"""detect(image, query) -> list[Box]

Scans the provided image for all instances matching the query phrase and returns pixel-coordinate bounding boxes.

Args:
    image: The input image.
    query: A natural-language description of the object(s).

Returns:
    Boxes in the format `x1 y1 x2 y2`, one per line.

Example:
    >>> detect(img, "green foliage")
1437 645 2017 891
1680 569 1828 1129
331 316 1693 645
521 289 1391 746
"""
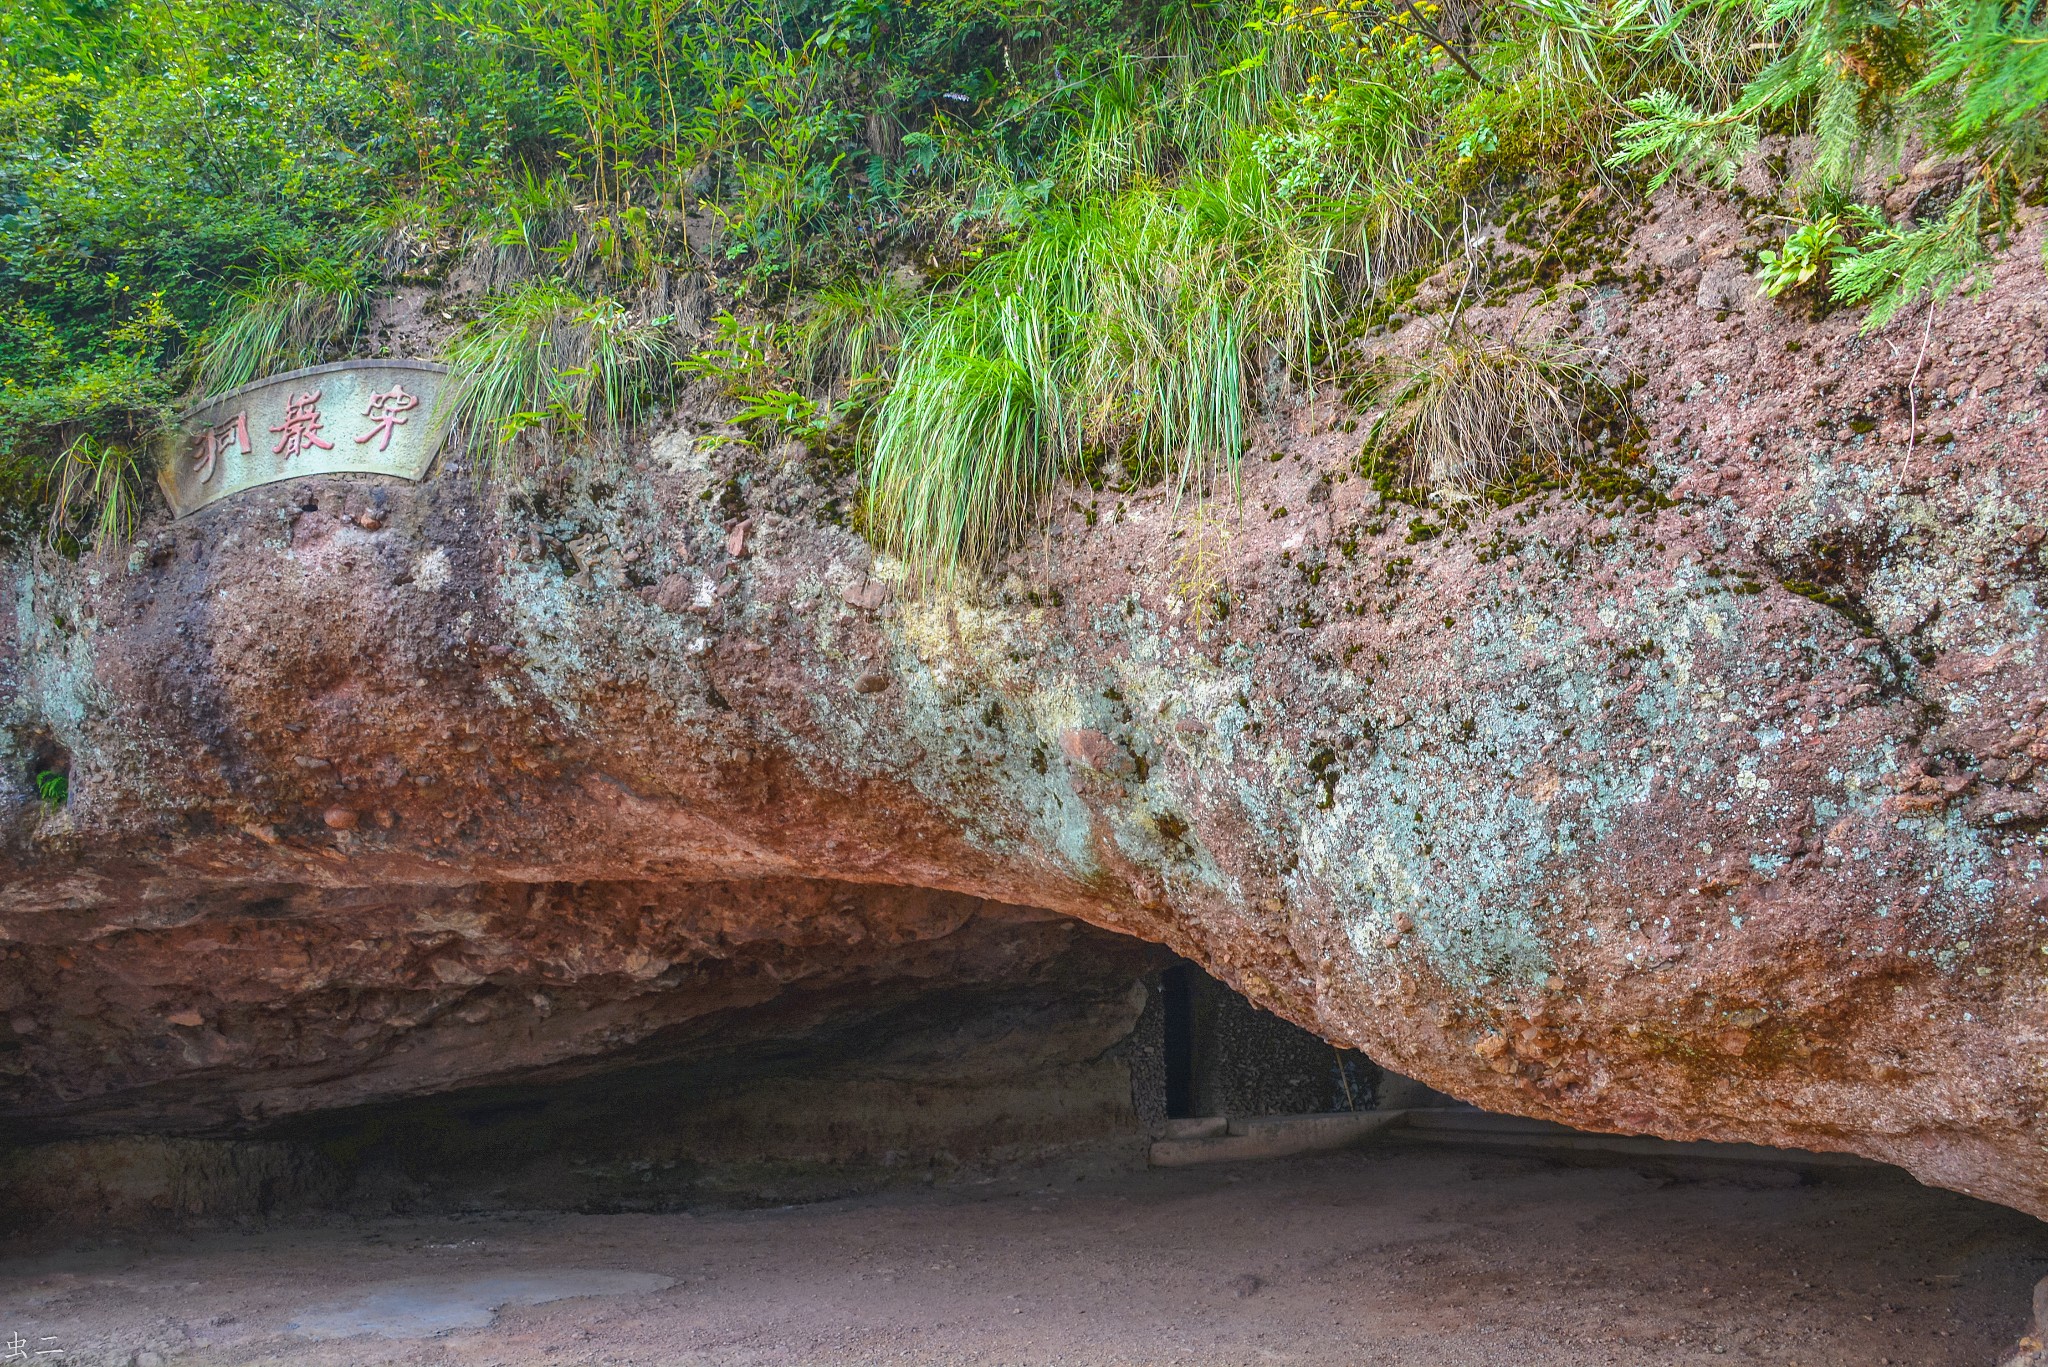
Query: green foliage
1600 0 2048 343
1610 89 1761 193
1922 0 2048 142
34 770 67 807
1831 191 1993 327
3 0 390 343
491 0 692 212
445 281 676 470
1755 213 1846 298
3 0 2046 557
196 264 373 395
677 310 847 446
729 386 834 444
1610 0 2048 230
0 353 174 468
46 434 146 553
0 284 179 541
700 31 849 290
678 310 785 391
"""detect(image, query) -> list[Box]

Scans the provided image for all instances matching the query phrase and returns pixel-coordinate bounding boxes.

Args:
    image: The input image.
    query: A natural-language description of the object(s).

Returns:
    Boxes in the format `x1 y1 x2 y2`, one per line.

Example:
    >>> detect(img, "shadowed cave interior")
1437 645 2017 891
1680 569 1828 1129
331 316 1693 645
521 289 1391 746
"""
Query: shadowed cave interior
0 913 1430 1230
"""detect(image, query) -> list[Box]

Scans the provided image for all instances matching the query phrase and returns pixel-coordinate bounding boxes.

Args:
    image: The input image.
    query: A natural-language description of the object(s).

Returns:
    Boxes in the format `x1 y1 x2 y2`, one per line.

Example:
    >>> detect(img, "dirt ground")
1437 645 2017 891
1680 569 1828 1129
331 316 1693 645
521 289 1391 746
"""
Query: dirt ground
4 1141 2044 1367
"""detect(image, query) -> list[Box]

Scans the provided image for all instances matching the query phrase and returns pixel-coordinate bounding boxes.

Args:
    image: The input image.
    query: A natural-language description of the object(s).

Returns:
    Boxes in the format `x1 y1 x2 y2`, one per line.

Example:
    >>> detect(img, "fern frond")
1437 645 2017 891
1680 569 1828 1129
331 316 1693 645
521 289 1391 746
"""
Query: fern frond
1608 89 1760 189
1918 1 2048 143
1831 188 1992 329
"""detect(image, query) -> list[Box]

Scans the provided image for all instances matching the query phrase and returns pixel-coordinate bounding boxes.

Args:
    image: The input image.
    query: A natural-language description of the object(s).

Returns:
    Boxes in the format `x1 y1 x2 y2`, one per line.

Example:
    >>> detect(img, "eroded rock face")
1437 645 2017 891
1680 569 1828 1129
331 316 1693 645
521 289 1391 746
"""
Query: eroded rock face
2 187 2045 1215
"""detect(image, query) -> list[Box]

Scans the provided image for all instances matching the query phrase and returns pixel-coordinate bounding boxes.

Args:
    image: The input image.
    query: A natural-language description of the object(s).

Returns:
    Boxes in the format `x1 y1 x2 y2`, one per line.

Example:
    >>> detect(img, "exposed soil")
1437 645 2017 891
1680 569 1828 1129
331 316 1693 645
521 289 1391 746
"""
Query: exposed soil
5 1144 2043 1367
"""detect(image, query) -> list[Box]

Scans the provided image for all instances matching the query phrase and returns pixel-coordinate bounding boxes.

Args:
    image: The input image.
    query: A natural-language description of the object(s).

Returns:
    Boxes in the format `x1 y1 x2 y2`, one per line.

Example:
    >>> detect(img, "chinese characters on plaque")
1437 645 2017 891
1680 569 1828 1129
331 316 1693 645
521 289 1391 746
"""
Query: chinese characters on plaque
156 361 452 518
356 383 421 451
265 389 335 460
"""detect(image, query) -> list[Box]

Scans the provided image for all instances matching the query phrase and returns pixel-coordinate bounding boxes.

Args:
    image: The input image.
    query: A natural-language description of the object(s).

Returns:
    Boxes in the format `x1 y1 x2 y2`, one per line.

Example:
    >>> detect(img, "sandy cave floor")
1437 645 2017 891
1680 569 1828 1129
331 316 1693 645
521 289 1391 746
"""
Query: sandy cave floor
4 1142 2045 1367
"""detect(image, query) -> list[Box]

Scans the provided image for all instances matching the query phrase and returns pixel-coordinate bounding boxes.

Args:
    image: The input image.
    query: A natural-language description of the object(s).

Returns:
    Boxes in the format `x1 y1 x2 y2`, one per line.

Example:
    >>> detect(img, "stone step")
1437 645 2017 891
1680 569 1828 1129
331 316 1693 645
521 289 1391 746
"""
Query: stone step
1160 1116 1228 1140
1149 1108 1879 1170
1393 1107 1876 1168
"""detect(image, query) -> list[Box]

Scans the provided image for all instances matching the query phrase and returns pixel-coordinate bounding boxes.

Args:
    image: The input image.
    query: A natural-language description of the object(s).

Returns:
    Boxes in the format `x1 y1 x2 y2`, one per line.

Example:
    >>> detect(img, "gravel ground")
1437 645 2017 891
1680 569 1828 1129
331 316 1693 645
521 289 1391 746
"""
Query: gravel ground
3 1142 2043 1367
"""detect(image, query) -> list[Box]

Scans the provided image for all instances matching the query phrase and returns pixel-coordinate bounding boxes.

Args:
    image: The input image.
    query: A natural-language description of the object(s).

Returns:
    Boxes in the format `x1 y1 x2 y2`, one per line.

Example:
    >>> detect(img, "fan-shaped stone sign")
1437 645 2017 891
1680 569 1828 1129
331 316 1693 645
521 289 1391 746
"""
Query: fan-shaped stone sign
157 360 454 518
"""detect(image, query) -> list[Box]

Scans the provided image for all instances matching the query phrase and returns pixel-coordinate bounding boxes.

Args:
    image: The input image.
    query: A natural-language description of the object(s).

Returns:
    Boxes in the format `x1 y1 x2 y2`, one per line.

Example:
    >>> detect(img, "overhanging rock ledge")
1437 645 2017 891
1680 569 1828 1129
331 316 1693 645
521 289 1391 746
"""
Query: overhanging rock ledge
1 190 2045 1219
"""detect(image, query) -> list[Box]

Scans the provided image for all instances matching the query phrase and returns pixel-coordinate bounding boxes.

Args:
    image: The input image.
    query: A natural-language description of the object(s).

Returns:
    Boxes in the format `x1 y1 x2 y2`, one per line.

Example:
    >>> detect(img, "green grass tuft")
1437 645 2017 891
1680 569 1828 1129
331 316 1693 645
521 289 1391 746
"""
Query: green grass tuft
196 263 372 395
44 434 145 554
865 146 1382 581
797 275 924 394
444 281 676 472
1366 328 1615 495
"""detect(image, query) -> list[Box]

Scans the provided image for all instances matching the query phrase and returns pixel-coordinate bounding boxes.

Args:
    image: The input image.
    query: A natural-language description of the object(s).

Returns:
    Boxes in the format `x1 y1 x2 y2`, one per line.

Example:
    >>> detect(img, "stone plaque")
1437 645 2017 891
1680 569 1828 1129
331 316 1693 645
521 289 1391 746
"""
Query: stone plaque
156 360 454 519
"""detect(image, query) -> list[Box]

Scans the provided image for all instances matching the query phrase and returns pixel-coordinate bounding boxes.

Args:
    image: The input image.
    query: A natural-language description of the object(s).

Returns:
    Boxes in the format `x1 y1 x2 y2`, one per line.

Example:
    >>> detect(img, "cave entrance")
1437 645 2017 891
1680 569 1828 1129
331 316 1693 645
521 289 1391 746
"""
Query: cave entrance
1161 963 1195 1119
1146 960 1381 1126
8 895 2034 1366
3 897 1412 1227
223 932 1397 1219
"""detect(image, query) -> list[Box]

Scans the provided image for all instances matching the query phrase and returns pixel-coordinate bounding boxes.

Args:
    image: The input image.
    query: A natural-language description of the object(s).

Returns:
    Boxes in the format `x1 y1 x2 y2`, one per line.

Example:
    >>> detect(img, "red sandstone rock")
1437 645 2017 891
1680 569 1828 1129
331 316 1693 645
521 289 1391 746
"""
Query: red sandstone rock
842 578 888 611
1060 728 1131 776
648 573 693 613
0 185 2045 1220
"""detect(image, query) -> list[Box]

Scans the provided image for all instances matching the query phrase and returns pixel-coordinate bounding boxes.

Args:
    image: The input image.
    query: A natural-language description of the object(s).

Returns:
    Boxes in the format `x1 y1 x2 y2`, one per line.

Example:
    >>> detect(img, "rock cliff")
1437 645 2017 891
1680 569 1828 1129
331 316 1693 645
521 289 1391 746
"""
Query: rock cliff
3 186 2045 1217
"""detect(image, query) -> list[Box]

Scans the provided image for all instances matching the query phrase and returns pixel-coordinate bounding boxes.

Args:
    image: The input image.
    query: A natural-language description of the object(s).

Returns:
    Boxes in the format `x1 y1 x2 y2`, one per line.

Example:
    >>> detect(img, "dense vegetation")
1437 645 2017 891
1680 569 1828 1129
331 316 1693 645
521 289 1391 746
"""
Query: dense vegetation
2 0 2045 569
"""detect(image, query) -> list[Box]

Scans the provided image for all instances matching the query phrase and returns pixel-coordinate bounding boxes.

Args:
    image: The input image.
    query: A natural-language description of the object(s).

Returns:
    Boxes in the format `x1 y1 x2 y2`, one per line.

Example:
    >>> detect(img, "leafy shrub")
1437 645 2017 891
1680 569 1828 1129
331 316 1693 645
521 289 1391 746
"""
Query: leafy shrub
1755 213 1845 299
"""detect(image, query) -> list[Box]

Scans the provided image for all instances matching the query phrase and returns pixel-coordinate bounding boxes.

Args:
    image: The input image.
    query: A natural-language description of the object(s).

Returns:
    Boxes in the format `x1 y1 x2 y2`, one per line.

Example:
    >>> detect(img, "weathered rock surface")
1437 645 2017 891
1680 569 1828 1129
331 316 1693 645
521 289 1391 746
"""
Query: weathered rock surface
2 187 2045 1215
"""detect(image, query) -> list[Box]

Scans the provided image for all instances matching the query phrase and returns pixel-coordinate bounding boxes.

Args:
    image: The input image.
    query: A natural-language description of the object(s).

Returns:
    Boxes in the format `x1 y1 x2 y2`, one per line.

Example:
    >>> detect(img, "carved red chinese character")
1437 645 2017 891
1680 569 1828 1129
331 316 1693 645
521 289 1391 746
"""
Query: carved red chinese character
269 390 334 460
354 384 422 453
188 412 251 485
